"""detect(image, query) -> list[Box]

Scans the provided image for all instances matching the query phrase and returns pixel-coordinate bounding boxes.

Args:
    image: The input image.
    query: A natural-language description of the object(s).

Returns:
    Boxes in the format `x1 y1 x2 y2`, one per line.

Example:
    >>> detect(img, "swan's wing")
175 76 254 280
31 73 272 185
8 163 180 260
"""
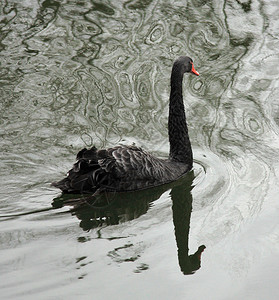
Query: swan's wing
96 145 168 191
52 145 180 193
98 145 171 181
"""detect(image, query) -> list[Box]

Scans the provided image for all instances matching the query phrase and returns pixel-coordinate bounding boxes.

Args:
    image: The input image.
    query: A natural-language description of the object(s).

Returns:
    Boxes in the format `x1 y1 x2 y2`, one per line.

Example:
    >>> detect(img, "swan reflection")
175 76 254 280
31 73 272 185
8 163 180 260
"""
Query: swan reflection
52 172 205 275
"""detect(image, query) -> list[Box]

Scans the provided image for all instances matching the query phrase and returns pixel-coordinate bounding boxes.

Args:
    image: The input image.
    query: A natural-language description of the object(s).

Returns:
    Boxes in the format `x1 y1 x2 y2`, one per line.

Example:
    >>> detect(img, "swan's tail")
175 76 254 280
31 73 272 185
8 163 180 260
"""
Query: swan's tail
51 146 106 194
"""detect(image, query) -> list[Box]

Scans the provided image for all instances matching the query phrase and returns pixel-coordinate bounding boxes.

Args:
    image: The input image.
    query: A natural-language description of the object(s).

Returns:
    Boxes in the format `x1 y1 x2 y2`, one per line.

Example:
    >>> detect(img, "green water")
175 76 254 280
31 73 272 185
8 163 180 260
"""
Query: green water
1 0 279 299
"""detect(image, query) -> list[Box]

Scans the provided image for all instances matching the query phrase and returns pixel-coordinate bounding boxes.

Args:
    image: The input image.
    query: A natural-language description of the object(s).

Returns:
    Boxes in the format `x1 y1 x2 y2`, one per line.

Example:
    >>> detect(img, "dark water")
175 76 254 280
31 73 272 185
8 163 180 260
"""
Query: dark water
1 0 279 299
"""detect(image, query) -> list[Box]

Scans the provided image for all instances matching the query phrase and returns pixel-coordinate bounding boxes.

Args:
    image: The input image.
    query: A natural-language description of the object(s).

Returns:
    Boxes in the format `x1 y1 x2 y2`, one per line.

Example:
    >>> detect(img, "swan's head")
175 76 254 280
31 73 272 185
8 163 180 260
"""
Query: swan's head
175 56 199 76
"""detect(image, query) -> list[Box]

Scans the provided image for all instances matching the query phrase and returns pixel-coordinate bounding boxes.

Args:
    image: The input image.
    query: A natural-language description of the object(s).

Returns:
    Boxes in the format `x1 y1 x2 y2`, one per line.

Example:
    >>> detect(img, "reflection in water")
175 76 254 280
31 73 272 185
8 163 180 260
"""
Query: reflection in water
52 172 205 275
171 174 206 275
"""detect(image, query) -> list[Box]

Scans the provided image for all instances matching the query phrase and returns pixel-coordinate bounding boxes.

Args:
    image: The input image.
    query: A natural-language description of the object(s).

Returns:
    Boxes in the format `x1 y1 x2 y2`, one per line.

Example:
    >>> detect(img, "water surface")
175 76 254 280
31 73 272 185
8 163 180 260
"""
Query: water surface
1 0 279 299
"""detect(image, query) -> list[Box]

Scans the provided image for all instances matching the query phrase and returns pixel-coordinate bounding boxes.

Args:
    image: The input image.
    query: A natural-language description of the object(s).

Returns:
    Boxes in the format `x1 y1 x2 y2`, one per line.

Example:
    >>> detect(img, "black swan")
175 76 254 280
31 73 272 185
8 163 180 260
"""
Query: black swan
52 56 199 194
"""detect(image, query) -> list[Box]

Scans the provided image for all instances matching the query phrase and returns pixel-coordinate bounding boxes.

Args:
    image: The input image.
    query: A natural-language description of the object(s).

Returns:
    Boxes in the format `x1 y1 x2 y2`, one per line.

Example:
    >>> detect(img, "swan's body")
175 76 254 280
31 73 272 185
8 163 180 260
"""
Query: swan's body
52 56 199 194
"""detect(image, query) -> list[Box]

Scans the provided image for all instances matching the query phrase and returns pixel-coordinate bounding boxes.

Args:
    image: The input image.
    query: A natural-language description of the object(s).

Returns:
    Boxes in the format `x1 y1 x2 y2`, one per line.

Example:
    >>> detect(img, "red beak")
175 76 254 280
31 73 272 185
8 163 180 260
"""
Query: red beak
191 63 199 76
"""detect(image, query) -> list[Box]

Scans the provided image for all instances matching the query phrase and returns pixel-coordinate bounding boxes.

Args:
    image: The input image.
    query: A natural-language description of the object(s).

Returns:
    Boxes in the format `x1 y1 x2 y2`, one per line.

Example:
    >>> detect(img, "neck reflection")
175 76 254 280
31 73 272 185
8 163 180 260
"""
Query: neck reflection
171 173 206 275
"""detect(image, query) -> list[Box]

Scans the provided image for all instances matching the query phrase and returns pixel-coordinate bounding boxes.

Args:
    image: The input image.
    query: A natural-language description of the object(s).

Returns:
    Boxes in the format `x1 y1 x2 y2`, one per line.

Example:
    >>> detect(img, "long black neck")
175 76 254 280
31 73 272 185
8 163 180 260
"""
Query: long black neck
168 63 193 167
